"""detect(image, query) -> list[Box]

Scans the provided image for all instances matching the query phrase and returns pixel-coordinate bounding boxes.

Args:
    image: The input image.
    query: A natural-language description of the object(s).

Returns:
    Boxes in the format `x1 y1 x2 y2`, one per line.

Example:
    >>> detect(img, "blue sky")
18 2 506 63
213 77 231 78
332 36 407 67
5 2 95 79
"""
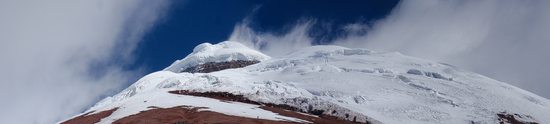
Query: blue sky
131 0 398 73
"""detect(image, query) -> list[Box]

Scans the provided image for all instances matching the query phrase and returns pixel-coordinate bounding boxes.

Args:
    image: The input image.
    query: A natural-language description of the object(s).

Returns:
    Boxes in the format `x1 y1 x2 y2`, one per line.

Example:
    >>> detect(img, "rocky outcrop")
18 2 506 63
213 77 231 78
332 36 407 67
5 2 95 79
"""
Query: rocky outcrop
163 41 270 73
497 112 539 124
179 60 259 73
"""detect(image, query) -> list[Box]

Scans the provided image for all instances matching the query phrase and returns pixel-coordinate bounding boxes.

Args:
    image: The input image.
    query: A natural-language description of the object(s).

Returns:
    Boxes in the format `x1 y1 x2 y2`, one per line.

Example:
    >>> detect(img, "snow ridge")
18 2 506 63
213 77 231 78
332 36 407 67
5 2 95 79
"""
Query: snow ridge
163 41 270 73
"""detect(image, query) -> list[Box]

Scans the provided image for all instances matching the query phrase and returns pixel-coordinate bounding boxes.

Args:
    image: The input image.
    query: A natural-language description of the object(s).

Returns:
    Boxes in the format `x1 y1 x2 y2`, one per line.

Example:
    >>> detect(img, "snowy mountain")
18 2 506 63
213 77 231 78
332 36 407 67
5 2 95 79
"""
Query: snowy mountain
164 41 270 73
62 41 550 124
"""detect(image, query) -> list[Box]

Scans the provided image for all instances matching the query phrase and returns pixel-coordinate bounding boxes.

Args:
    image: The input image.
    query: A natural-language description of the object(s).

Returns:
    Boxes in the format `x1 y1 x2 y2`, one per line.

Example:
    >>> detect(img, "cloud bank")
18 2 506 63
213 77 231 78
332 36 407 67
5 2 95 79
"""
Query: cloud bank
229 0 550 98
0 0 170 123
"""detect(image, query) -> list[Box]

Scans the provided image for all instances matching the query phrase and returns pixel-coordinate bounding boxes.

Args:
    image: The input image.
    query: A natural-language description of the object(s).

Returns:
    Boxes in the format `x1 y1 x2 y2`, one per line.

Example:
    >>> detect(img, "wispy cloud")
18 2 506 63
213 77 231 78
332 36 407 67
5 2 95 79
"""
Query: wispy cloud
0 0 171 123
228 19 314 57
229 0 550 98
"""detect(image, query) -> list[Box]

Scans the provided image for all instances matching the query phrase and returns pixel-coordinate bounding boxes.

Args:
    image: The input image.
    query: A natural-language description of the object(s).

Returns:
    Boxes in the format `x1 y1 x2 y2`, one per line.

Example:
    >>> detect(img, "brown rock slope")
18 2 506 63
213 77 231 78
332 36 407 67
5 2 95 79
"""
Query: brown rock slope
61 90 365 124
168 90 366 124
61 108 118 124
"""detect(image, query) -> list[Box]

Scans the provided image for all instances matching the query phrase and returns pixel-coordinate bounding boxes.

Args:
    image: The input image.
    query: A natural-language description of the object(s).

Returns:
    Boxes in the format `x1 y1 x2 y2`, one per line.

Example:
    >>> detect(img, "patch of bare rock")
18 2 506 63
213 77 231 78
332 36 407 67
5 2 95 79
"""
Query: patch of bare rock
168 90 366 124
61 108 118 124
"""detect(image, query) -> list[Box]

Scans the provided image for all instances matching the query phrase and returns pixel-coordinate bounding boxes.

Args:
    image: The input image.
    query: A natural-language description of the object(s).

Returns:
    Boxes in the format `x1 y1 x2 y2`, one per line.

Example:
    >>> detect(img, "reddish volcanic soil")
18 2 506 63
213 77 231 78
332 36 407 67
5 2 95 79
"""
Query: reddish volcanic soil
259 106 360 124
62 90 365 124
113 106 298 124
168 90 364 124
61 108 118 124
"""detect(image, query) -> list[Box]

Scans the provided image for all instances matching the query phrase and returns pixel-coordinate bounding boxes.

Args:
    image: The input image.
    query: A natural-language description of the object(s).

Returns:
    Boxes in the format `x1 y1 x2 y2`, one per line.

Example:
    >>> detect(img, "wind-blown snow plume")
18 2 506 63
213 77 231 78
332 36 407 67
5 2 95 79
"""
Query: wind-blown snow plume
0 0 170 123
228 20 314 57
228 0 550 98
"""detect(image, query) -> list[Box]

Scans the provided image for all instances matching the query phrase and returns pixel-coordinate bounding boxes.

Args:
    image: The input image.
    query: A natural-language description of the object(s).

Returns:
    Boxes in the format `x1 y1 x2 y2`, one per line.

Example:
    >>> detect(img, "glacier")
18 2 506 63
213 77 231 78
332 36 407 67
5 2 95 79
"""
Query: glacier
76 41 549 124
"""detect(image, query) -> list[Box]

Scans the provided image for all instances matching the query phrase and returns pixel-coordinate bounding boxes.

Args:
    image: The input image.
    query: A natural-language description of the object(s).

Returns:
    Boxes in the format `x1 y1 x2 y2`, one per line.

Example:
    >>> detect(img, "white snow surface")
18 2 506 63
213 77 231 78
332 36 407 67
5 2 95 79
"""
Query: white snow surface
86 42 550 124
163 41 270 73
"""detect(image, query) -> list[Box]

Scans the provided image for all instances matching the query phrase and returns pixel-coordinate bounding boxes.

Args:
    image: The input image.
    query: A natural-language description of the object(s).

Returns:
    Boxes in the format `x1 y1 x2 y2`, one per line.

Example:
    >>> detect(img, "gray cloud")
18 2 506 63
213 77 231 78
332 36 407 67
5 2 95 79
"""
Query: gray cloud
229 0 550 98
0 0 170 123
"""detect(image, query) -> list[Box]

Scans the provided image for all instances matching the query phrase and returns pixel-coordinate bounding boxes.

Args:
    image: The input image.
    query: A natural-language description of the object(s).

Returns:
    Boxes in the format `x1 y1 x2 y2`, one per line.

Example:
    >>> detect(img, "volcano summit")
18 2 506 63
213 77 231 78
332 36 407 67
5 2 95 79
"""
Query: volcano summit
62 41 549 124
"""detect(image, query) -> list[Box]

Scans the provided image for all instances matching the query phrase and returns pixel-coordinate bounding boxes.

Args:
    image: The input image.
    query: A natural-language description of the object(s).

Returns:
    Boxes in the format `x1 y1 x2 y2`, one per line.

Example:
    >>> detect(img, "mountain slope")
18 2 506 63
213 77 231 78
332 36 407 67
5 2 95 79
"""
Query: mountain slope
63 41 550 124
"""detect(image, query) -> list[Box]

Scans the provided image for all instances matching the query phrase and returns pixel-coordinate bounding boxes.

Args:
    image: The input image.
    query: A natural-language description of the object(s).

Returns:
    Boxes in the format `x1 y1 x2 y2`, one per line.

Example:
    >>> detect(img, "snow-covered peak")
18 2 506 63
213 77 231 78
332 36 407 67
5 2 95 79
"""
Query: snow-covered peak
74 42 550 124
164 41 270 73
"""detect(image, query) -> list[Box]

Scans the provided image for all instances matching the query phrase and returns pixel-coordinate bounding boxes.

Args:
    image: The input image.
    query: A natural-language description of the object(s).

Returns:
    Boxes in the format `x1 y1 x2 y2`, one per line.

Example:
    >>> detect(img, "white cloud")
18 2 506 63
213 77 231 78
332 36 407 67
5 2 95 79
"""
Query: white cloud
350 0 550 98
228 0 550 98
0 0 170 123
228 20 314 57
